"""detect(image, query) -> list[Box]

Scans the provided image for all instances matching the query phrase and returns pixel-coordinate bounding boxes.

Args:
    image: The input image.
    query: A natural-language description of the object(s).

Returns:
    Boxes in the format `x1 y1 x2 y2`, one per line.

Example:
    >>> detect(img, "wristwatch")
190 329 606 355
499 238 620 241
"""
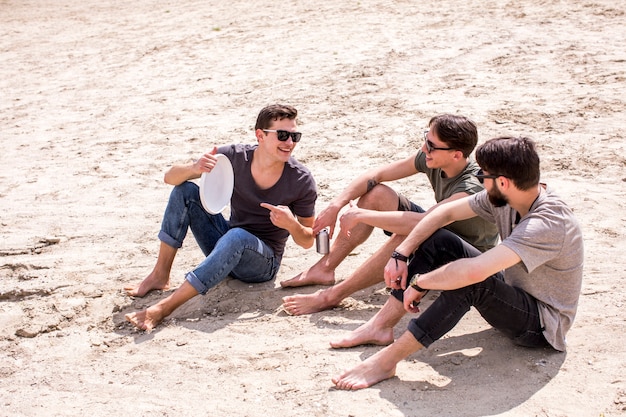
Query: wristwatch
409 274 428 293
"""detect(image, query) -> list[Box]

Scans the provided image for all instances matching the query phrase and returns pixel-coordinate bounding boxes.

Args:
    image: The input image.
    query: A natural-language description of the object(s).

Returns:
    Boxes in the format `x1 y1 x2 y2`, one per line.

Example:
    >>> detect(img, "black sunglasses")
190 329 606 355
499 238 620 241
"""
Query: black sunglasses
475 168 504 184
262 129 302 143
423 130 454 153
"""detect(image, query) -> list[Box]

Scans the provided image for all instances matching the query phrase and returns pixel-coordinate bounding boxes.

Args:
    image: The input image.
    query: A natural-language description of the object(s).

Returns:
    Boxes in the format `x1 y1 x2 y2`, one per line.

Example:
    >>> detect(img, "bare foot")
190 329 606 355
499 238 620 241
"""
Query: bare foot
332 352 397 390
280 263 336 288
125 305 166 332
329 321 394 349
281 289 339 315
124 271 170 297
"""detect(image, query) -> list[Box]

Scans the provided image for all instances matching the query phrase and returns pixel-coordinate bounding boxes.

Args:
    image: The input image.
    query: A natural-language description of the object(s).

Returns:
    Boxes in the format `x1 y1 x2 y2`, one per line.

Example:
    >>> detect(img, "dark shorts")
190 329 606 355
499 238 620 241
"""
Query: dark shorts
383 193 425 237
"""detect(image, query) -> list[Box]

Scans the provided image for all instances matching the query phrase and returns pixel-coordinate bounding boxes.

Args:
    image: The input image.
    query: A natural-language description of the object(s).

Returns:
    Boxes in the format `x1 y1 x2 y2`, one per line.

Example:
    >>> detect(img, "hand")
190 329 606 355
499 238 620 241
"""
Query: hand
383 256 408 289
193 147 218 174
403 286 427 313
312 204 340 238
260 203 296 230
338 200 362 238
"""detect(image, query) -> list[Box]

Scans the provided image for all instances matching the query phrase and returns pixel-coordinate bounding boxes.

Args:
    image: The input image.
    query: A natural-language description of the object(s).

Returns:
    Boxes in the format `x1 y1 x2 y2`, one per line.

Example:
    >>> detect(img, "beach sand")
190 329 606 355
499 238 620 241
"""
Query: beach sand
1 0 625 415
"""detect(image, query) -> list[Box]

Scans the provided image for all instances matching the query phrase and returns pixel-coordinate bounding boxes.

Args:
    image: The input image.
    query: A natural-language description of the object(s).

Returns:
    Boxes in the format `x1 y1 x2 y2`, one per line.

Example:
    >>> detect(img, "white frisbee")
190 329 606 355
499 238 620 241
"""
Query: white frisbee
199 154 234 214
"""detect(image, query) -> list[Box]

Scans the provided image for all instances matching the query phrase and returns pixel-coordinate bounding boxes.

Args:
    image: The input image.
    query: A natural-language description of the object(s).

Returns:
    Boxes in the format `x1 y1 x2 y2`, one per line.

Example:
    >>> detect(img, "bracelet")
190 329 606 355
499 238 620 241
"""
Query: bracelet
391 250 408 262
409 274 428 293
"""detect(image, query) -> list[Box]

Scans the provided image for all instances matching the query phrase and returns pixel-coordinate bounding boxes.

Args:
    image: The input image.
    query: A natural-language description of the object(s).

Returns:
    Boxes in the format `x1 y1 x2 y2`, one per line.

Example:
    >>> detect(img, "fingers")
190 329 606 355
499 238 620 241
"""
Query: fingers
403 287 424 313
196 152 219 172
328 224 336 239
404 300 421 313
260 203 289 213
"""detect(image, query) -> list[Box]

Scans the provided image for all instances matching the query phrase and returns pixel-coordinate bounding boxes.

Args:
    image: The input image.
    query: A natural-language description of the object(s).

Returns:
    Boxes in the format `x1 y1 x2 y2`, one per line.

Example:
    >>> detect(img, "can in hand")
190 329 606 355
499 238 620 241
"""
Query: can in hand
316 229 330 254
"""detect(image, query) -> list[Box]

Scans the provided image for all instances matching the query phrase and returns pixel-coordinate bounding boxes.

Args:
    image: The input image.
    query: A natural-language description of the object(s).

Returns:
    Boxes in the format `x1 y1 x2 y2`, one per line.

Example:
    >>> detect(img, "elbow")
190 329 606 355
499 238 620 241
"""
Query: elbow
163 172 180 186
463 259 488 284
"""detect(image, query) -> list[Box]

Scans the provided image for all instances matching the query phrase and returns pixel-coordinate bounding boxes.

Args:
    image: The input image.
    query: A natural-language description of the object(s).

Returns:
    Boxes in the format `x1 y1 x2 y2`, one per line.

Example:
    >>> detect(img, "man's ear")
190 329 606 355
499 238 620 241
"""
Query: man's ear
255 128 265 142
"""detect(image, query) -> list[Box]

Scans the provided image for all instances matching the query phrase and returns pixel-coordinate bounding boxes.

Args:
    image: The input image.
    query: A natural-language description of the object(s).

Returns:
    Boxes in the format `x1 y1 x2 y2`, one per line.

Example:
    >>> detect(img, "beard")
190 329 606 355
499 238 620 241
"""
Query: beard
487 183 508 207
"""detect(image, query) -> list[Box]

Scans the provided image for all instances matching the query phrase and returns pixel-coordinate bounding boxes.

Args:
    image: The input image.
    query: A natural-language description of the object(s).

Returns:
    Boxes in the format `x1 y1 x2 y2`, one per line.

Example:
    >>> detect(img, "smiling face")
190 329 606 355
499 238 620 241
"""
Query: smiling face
422 129 457 169
257 117 299 163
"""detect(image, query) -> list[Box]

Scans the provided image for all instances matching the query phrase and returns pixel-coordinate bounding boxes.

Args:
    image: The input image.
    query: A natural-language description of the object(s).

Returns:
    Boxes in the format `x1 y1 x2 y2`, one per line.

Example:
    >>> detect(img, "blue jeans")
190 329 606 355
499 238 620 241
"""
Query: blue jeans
158 182 279 295
392 228 550 349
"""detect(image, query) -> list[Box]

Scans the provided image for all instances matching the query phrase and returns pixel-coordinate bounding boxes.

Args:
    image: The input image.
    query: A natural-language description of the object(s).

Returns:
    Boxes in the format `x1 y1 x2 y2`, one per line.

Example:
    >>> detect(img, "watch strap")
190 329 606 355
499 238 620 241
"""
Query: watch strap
409 274 428 293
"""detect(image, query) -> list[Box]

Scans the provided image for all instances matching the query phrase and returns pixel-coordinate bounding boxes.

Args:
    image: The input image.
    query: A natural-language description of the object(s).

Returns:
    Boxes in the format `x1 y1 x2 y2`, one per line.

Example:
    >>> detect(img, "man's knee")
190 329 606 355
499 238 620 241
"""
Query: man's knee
358 184 398 211
171 181 199 201
418 229 481 260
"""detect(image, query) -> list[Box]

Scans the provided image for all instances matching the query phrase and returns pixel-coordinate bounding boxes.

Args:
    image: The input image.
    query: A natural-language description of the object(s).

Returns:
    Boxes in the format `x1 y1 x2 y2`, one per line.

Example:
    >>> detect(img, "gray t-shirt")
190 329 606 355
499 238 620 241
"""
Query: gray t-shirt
469 186 584 351
414 151 499 252
218 144 317 263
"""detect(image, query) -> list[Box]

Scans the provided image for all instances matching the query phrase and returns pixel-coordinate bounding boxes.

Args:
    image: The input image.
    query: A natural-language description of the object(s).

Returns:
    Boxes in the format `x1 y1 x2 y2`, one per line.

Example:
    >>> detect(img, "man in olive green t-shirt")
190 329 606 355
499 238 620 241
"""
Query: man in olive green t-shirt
281 114 498 315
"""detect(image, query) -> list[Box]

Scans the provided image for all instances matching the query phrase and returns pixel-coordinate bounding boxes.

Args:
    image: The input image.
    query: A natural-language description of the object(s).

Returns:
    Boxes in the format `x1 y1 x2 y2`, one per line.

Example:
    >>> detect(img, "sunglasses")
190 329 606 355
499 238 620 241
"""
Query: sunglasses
423 130 454 153
475 168 504 184
262 129 302 143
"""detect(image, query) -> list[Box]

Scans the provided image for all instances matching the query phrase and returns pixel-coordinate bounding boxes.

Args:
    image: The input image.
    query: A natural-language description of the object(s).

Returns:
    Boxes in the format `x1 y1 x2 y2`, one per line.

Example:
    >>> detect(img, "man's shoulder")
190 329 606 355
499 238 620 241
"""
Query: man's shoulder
464 159 479 172
217 143 256 160
445 160 483 196
219 143 255 154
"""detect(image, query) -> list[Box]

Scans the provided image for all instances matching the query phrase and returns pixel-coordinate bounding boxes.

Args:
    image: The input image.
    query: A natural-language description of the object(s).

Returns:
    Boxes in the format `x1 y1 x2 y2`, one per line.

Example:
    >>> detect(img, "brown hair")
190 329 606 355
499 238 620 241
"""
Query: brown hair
254 104 298 130
476 136 540 190
428 114 478 158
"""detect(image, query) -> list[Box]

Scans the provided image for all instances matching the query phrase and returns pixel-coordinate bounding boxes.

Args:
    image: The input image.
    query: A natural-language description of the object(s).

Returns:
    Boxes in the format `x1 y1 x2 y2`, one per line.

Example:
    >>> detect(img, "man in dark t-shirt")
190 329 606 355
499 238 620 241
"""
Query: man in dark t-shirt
125 104 317 332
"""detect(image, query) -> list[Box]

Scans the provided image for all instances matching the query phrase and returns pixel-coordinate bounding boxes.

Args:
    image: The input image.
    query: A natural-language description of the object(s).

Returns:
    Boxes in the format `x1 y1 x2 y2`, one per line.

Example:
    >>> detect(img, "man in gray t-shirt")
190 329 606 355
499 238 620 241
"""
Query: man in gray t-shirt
332 136 584 391
469 182 583 351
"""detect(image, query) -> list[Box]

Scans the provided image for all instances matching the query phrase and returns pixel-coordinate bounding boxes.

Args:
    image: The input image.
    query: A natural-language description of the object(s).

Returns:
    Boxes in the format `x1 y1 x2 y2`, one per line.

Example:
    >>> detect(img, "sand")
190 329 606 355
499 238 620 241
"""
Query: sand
1 0 625 416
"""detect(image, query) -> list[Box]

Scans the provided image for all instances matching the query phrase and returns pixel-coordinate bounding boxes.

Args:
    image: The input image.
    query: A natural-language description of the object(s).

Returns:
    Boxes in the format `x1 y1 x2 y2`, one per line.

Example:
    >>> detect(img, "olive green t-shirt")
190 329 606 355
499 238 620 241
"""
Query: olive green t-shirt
414 151 499 252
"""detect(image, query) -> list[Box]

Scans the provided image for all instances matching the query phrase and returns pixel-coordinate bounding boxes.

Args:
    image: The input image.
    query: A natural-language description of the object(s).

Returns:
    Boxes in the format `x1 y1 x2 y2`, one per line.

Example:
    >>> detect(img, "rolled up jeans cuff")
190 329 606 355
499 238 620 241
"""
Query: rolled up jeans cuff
185 271 209 295
158 230 182 249
407 319 435 349
390 288 404 302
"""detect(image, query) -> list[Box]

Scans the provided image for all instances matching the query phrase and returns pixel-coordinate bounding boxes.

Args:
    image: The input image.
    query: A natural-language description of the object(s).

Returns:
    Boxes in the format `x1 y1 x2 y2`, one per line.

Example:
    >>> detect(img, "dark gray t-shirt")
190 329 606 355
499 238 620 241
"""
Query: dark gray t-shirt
218 144 317 263
469 186 584 351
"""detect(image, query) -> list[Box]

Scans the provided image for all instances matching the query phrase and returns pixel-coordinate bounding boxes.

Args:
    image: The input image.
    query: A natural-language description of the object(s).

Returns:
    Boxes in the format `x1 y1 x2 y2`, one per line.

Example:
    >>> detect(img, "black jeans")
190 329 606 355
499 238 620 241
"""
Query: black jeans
391 228 550 349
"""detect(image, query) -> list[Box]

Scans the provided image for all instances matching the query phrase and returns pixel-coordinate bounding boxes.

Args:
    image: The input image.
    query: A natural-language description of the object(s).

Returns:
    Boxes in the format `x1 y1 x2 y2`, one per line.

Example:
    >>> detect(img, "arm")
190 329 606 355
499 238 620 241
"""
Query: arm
339 190 471 237
260 204 315 249
383 196 477 288
397 195 476 256
315 155 419 236
290 215 315 249
164 147 218 186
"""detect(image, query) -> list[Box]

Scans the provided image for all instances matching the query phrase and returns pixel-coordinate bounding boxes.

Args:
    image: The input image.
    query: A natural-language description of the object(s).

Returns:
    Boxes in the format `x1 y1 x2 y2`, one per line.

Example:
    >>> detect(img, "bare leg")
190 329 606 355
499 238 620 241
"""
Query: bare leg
281 185 400 288
125 242 177 297
332 331 423 390
329 295 405 348
125 280 199 332
282 235 403 315
280 221 373 288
